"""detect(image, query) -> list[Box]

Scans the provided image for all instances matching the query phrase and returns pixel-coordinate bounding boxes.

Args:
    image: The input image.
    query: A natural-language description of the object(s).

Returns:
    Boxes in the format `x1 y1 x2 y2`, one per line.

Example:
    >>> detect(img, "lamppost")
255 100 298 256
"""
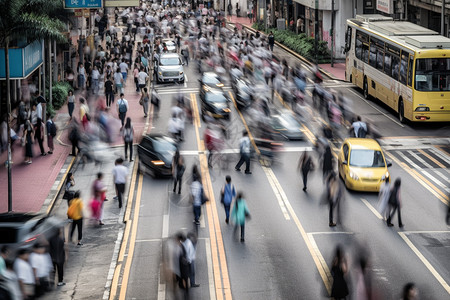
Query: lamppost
314 0 319 64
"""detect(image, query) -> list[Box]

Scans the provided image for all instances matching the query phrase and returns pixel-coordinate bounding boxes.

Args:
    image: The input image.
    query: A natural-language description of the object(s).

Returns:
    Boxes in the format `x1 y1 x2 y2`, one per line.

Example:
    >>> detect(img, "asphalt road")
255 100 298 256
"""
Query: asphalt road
112 42 450 300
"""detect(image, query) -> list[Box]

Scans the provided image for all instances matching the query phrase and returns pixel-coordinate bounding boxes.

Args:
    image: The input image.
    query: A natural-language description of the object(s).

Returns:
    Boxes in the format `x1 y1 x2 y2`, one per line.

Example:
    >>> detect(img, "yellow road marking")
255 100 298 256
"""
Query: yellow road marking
307 233 333 285
417 149 446 169
46 157 76 215
399 232 450 295
192 94 232 300
191 93 201 128
232 92 333 295
109 160 139 300
119 174 144 300
385 152 449 205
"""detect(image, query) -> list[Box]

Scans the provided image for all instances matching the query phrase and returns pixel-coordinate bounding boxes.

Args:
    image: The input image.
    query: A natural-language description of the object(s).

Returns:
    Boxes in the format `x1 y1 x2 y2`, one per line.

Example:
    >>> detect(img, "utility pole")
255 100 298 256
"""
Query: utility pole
442 0 446 36
314 0 319 64
331 0 335 67
5 37 12 212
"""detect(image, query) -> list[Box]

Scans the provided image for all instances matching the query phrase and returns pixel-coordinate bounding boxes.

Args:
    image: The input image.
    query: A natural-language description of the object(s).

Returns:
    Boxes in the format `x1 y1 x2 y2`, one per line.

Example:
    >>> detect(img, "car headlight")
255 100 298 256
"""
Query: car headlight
349 171 359 180
158 71 162 76
179 71 183 75
216 83 224 87
222 108 231 112
151 160 165 166
381 172 389 181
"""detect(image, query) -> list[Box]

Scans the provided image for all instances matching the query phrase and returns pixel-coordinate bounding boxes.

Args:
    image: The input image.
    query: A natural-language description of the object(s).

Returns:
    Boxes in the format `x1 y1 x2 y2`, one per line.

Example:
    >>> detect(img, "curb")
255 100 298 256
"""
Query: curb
233 22 345 82
39 155 76 215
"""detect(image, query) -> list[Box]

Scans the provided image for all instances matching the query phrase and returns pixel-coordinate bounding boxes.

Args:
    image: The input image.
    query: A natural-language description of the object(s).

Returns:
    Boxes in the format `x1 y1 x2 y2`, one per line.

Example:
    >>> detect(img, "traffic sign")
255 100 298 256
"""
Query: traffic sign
64 0 102 9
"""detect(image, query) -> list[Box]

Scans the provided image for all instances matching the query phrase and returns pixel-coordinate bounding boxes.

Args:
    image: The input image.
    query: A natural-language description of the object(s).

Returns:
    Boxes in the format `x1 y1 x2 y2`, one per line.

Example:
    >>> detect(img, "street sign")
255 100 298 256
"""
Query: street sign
64 0 102 9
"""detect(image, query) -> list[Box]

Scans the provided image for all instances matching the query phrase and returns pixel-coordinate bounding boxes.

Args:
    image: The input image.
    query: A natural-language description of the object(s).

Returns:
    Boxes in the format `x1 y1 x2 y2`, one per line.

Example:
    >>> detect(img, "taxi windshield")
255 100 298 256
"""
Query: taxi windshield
349 149 385 168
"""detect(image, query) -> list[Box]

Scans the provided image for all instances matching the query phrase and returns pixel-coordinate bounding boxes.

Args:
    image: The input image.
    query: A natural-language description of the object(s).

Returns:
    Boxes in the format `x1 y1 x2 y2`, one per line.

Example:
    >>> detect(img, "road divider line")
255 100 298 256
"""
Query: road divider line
385 152 449 205
261 166 291 220
157 265 166 300
119 174 144 300
402 230 450 234
162 214 169 238
232 91 333 295
192 94 231 300
348 89 405 127
417 149 446 169
398 232 450 295
308 232 354 235
360 198 383 220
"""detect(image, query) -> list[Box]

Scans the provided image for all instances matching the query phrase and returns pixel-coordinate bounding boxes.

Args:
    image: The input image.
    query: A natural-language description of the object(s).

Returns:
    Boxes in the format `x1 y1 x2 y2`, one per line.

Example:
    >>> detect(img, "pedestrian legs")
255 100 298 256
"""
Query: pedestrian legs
53 262 64 284
240 224 245 241
173 177 182 194
193 205 201 224
302 169 309 191
70 218 83 242
143 101 149 117
124 141 133 160
329 202 336 226
116 183 125 208
224 204 230 223
119 112 126 126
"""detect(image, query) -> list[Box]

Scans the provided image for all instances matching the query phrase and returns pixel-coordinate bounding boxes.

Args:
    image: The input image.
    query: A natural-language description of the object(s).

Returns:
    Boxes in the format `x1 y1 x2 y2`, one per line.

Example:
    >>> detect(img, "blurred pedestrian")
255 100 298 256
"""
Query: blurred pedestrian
0 246 9 276
49 228 67 287
68 119 81 156
168 112 182 142
68 190 84 246
220 175 236 224
114 68 124 94
116 93 129 127
231 192 250 242
402 282 419 300
330 245 349 300
122 117 134 162
377 175 390 220
137 67 148 92
191 175 203 225
176 233 190 295
350 116 367 138
322 145 333 181
92 172 107 226
14 249 35 300
387 178 404 228
235 131 252 174
23 120 34 164
354 254 372 300
2 259 22 300
151 88 161 116
298 151 314 192
328 173 343 227
105 76 115 108
29 243 52 297
140 88 150 117
46 114 57 154
183 232 199 288
268 31 274 52
67 90 75 120
79 97 90 130
172 150 185 194
113 157 128 209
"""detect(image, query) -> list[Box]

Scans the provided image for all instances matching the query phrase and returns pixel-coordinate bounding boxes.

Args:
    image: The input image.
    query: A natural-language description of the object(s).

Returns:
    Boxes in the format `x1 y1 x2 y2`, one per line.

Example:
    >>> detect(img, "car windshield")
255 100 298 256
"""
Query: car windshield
205 93 227 102
160 57 181 66
203 74 220 85
349 149 385 168
274 114 299 130
415 58 450 91
153 137 176 153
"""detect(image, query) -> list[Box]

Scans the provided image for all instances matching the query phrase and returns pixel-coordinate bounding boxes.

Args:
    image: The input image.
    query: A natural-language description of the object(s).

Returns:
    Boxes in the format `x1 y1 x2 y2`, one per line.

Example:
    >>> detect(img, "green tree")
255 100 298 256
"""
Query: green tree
0 0 67 212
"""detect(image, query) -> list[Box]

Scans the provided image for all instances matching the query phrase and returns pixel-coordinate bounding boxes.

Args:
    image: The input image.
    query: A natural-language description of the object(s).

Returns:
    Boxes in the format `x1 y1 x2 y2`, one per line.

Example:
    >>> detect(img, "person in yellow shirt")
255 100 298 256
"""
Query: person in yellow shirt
69 191 84 246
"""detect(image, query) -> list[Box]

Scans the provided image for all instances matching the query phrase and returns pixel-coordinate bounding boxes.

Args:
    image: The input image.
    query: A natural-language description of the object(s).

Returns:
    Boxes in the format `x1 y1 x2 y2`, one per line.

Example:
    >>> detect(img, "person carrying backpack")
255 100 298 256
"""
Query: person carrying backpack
116 93 129 127
46 114 57 154
220 176 236 224
351 116 367 138
122 117 134 162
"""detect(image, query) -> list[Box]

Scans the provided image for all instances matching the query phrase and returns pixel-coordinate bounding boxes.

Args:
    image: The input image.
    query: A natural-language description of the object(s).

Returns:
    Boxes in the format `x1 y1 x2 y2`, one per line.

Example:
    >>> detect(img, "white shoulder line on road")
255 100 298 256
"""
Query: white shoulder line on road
261 165 290 220
383 145 433 150
360 198 383 220
204 237 217 300
306 233 333 286
179 147 314 156
307 231 354 235
103 229 124 300
398 232 450 294
348 89 405 128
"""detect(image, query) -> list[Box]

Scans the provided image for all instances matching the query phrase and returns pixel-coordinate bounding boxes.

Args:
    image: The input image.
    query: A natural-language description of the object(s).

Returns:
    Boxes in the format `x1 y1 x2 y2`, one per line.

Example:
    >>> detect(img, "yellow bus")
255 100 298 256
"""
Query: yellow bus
344 14 450 122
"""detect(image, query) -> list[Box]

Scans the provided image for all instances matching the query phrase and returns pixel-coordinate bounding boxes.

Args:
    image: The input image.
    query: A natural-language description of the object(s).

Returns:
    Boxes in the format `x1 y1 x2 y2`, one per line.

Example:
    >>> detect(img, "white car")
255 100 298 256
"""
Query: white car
155 53 185 83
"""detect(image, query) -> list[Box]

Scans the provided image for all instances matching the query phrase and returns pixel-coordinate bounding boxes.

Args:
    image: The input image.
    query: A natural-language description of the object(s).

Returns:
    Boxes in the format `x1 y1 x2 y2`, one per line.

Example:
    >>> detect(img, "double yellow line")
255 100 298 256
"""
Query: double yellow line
190 93 232 300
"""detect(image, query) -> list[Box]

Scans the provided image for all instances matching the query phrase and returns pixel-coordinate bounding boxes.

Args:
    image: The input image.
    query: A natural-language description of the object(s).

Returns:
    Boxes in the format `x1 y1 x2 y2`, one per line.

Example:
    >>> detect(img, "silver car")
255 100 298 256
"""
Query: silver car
155 53 185 83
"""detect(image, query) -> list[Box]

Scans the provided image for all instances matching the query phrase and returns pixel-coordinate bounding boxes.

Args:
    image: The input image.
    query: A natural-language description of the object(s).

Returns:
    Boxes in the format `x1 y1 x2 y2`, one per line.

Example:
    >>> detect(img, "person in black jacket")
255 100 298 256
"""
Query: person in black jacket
268 31 275 52
49 228 67 286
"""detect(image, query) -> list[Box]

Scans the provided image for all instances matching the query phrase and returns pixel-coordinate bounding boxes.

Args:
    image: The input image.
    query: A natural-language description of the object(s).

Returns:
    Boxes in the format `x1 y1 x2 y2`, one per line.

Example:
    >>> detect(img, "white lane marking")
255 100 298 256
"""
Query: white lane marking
348 88 405 128
179 147 314 156
103 229 124 300
135 239 162 243
157 263 166 300
261 165 291 220
398 232 450 295
407 150 434 169
162 214 169 239
200 206 205 228
204 238 217 300
430 148 450 165
361 198 383 220
308 232 354 235
434 170 450 184
402 230 450 234
184 74 188 88
306 233 333 285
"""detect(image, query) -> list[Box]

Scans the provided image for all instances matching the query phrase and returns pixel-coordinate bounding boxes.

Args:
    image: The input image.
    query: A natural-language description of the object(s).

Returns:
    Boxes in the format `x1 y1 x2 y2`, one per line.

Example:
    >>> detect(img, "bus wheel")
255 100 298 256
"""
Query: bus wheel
363 78 369 99
398 99 406 123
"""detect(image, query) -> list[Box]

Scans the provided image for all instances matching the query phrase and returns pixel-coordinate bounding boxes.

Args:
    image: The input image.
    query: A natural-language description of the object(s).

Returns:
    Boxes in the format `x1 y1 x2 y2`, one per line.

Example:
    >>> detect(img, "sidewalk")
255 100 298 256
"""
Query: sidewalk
228 16 347 81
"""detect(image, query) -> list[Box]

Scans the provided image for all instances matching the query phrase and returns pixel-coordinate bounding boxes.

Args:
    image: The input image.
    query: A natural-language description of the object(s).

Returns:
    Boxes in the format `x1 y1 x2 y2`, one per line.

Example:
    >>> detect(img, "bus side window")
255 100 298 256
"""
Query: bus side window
399 52 408 85
345 27 352 53
384 53 391 76
407 55 413 87
391 55 400 81
376 46 384 71
369 44 377 68
362 43 370 64
356 34 362 60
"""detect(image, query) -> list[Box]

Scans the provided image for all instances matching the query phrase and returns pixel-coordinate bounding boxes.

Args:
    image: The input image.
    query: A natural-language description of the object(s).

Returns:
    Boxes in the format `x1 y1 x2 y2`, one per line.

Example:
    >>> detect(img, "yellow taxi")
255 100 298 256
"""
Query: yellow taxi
338 138 391 192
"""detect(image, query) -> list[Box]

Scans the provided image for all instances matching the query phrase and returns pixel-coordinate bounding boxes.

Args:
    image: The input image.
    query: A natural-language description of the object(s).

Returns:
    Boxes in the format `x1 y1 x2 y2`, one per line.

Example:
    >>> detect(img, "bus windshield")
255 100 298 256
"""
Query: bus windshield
415 58 450 91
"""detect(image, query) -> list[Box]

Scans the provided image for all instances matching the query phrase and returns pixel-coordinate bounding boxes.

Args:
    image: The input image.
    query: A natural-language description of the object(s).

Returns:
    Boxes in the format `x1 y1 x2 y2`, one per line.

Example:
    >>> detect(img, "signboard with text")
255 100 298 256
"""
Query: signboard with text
0 40 44 79
104 0 140 7
376 0 393 14
64 0 102 9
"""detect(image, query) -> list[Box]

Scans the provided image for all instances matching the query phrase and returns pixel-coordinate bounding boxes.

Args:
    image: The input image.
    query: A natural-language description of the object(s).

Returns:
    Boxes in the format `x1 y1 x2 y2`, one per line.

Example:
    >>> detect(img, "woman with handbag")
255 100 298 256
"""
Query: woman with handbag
231 192 250 242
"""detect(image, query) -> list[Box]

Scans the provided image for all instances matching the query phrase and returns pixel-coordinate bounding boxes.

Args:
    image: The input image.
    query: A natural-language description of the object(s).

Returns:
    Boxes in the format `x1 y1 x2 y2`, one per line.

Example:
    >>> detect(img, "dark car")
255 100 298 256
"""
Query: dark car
0 213 64 253
137 134 178 177
200 90 231 120
232 77 253 108
199 72 224 95
270 111 304 140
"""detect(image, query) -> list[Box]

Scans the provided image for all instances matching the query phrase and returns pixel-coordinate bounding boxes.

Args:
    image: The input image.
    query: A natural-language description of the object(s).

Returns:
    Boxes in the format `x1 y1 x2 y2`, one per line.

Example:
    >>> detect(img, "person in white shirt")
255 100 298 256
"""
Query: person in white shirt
235 131 252 174
116 93 129 127
3 259 22 300
351 116 368 138
137 67 149 91
29 244 52 297
114 68 124 94
112 157 128 208
119 59 129 82
91 65 100 94
183 233 199 287
190 177 203 225
14 249 35 299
